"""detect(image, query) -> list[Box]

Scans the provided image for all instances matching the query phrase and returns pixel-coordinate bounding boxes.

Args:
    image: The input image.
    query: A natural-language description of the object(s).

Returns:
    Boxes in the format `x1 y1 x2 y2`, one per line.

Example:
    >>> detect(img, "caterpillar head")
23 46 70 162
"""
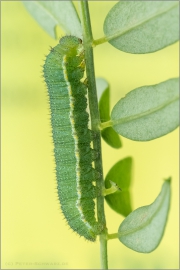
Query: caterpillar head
60 36 82 49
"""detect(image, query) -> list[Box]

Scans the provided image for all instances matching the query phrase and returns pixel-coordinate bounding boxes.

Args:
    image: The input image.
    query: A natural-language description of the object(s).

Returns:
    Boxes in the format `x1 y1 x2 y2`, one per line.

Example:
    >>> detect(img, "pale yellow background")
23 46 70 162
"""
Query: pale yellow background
1 1 179 269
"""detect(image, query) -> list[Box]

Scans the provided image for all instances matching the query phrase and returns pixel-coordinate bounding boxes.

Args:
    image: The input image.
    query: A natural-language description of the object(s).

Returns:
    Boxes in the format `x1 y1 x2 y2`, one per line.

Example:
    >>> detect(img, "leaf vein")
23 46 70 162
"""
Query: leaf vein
106 3 178 42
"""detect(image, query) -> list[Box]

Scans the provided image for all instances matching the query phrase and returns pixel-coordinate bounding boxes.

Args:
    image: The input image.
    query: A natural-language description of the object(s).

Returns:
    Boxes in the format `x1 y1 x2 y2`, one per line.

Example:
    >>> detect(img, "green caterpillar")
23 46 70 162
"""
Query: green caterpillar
43 36 101 241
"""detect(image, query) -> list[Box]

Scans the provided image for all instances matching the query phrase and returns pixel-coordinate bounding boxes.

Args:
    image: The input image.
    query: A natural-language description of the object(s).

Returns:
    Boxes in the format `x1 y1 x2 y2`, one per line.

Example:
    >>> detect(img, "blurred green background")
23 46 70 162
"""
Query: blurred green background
1 1 179 269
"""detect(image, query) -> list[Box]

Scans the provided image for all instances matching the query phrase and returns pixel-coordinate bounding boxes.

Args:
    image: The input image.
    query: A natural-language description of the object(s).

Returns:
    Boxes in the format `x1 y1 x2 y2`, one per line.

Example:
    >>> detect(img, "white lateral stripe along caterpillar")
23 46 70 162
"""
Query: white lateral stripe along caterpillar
43 36 101 241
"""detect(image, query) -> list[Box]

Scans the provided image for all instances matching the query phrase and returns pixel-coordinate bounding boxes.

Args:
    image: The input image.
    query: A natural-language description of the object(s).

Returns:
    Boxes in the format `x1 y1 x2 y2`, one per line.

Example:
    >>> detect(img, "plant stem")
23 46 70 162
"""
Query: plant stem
79 1 108 269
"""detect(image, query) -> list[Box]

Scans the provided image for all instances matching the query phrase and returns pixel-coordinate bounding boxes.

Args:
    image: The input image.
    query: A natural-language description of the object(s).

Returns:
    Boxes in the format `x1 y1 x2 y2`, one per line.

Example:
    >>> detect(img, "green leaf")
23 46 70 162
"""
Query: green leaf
101 128 122 149
22 1 82 39
96 77 109 103
111 78 179 141
105 157 132 217
97 78 122 148
103 1 179 54
118 179 171 253
98 80 110 122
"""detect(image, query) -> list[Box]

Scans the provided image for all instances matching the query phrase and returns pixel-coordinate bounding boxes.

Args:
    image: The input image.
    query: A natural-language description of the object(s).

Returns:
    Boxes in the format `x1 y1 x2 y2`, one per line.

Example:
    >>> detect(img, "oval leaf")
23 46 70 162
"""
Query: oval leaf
111 78 179 141
96 77 109 102
97 78 122 148
103 1 179 53
105 157 132 216
118 179 171 253
98 78 110 122
101 128 122 149
23 1 82 39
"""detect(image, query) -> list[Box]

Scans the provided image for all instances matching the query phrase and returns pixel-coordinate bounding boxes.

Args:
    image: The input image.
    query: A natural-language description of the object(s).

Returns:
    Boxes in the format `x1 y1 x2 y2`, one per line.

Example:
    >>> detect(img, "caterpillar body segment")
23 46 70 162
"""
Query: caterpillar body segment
43 36 102 241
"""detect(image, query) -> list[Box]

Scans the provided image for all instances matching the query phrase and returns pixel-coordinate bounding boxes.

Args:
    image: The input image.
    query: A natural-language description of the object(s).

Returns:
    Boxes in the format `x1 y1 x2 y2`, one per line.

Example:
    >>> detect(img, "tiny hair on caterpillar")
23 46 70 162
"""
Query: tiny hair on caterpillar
43 35 102 241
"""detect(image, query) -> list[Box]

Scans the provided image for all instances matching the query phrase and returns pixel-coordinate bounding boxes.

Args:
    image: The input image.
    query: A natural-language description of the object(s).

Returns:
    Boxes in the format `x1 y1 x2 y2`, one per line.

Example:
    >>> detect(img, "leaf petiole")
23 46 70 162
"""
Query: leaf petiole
92 36 108 47
99 120 113 130
107 233 118 240
102 180 121 197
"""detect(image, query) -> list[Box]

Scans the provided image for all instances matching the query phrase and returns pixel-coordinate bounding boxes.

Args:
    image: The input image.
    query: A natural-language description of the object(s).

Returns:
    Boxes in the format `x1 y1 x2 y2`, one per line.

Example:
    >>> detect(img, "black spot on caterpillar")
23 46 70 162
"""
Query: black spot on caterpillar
43 36 102 241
